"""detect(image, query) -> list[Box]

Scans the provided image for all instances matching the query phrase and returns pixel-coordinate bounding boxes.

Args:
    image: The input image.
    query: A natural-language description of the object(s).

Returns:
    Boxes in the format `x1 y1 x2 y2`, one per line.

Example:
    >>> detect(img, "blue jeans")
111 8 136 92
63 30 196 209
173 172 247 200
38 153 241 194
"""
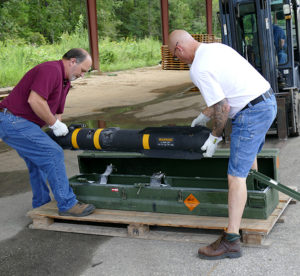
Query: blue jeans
0 110 77 211
228 93 277 178
278 50 287 65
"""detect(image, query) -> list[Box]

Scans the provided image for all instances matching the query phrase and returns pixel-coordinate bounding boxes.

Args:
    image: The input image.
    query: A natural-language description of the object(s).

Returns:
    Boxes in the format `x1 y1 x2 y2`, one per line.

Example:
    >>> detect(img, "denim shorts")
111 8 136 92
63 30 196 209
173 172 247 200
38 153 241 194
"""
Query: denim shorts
228 93 277 178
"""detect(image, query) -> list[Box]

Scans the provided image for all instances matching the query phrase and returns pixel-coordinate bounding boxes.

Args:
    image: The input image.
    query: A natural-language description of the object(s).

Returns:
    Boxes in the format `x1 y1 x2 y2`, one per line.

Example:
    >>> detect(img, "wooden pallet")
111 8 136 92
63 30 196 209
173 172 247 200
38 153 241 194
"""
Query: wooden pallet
27 190 295 247
161 34 221 70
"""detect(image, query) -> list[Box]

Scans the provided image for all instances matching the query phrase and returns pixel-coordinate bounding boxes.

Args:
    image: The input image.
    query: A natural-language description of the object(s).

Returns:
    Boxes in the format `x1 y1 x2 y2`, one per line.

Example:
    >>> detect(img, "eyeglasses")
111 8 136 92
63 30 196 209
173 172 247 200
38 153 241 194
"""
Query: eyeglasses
173 41 179 57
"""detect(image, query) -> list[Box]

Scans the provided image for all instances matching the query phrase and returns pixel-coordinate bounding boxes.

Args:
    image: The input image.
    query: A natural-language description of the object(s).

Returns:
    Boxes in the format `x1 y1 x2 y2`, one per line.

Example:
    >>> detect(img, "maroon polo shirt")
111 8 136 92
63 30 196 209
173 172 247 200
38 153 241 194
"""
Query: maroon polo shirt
0 60 70 127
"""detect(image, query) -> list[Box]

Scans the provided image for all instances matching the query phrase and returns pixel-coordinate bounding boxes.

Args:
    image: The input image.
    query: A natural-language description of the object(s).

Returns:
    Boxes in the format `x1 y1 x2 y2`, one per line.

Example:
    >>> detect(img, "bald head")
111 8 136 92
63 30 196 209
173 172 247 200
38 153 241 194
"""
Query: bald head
168 30 200 64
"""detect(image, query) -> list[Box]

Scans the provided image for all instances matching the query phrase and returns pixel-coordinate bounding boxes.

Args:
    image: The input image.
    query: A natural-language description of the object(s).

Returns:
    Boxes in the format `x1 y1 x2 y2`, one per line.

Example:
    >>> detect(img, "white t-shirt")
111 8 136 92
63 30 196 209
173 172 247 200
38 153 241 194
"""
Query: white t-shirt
190 43 270 118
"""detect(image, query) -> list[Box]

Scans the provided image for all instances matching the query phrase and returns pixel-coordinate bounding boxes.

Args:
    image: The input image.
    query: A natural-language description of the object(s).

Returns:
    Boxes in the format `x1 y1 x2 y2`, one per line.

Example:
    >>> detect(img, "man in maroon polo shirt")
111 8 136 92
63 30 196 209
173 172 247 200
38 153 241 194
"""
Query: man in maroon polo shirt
0 48 95 217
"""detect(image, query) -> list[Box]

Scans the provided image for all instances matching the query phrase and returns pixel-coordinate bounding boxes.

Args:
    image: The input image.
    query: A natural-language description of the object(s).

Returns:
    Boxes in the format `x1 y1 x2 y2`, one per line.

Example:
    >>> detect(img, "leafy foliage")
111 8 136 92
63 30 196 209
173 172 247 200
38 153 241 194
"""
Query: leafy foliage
0 33 161 87
0 0 220 44
0 0 221 87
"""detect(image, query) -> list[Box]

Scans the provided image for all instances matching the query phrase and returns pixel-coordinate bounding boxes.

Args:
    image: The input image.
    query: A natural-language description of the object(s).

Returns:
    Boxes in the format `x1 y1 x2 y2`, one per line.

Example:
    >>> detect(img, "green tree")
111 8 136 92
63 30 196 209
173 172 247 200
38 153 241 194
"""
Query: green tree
114 0 161 39
0 0 31 42
0 0 221 44
0 0 87 44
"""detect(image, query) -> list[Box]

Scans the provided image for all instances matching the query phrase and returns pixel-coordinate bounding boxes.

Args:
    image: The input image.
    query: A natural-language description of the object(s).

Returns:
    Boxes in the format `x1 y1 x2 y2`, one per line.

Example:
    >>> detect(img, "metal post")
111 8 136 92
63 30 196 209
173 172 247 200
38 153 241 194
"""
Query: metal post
86 0 100 71
276 97 288 140
97 120 106 128
206 0 213 34
160 0 169 45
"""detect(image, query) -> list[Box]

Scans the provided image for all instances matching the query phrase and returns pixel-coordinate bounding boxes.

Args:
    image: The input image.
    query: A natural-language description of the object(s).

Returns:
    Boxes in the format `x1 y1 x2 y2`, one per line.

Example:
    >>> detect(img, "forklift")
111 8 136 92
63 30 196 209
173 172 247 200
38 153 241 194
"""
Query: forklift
219 0 300 139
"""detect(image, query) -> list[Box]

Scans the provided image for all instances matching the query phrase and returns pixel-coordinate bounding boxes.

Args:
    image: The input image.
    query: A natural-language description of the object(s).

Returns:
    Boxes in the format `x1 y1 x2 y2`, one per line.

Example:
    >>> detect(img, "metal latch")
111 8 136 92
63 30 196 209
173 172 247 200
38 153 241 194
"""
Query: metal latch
98 164 114 185
178 190 183 202
121 188 127 200
134 183 149 195
150 171 165 186
150 171 169 187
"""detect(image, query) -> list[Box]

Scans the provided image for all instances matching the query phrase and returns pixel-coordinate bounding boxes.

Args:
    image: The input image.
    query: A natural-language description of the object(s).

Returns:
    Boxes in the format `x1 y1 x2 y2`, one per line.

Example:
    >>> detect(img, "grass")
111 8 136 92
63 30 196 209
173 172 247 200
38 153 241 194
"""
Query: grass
99 37 161 72
0 32 161 88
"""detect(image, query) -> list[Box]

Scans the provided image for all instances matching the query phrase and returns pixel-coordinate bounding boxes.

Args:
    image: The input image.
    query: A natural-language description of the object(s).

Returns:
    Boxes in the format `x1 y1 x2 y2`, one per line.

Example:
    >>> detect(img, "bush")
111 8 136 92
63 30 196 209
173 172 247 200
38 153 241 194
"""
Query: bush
100 50 116 63
0 33 161 87
27 32 46 46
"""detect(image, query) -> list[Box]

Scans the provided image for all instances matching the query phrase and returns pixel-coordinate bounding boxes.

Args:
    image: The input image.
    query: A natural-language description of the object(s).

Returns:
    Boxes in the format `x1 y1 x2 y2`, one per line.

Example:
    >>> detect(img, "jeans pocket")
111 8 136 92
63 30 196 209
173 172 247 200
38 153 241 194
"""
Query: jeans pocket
8 114 24 123
9 116 39 136
232 112 254 140
248 106 275 137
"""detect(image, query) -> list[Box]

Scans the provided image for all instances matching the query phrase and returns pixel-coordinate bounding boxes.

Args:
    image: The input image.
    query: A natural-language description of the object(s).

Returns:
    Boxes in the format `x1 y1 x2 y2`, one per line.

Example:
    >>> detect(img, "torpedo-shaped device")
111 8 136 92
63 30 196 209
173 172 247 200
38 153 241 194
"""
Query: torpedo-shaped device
47 125 211 159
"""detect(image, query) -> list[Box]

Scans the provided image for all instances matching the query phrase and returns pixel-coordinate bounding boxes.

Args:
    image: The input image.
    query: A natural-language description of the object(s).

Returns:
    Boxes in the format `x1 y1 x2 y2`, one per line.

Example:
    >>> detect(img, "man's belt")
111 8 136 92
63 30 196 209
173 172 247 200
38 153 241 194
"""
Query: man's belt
242 88 274 111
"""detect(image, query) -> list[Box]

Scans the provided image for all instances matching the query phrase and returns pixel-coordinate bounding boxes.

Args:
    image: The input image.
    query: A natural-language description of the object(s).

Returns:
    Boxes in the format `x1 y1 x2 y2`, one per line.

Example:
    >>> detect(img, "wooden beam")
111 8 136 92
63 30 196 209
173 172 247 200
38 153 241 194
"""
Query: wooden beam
160 0 169 45
86 0 100 71
206 0 213 34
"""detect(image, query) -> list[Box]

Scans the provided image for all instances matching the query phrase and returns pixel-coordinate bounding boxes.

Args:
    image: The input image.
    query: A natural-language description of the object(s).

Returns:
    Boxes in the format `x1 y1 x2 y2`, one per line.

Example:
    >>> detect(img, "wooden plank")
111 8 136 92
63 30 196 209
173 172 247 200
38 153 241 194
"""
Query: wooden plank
28 221 225 245
242 232 264 245
241 200 291 236
27 190 293 245
29 221 129 237
128 224 149 237
28 202 228 229
28 220 270 247
28 194 291 233
30 214 54 228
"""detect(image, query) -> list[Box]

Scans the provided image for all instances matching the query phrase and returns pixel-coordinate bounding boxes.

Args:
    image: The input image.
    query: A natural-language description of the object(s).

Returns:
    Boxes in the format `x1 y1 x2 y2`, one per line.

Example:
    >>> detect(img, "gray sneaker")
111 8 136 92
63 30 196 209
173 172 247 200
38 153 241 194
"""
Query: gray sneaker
59 202 95 217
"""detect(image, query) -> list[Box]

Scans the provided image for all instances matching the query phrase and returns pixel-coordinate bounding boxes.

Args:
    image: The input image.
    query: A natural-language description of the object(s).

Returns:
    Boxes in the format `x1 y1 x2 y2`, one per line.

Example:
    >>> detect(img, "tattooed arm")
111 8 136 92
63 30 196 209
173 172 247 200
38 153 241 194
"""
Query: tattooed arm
201 106 215 119
211 98 230 137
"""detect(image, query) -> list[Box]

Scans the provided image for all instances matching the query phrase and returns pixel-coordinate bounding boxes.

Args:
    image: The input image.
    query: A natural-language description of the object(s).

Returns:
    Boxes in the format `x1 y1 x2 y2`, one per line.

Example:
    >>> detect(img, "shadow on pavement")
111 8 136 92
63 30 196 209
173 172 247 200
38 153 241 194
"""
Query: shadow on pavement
0 228 110 276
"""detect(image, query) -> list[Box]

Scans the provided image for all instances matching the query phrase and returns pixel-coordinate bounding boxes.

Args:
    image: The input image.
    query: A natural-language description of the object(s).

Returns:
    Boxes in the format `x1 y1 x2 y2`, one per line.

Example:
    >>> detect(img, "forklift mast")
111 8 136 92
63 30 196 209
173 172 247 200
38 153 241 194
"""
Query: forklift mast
219 0 300 138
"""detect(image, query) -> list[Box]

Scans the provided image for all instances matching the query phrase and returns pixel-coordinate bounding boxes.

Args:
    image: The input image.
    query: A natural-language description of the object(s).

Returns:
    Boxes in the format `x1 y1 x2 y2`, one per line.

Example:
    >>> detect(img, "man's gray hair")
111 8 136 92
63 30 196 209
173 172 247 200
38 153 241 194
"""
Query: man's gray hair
62 48 88 64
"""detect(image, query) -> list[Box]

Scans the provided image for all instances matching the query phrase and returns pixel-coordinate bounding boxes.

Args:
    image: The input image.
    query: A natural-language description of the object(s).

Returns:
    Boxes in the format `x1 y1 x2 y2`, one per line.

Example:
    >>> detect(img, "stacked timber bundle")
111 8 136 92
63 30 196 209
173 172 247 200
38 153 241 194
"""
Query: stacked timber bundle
161 34 221 70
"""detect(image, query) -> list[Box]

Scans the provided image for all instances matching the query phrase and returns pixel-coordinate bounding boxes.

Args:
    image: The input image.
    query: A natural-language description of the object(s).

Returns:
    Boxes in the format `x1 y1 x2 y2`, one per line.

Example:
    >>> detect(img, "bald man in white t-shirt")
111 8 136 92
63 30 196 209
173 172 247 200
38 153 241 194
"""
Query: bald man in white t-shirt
168 30 277 260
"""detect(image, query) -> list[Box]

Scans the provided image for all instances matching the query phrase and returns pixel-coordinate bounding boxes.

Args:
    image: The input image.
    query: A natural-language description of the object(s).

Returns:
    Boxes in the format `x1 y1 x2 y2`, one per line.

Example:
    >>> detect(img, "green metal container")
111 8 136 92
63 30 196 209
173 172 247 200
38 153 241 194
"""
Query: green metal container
69 149 280 219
